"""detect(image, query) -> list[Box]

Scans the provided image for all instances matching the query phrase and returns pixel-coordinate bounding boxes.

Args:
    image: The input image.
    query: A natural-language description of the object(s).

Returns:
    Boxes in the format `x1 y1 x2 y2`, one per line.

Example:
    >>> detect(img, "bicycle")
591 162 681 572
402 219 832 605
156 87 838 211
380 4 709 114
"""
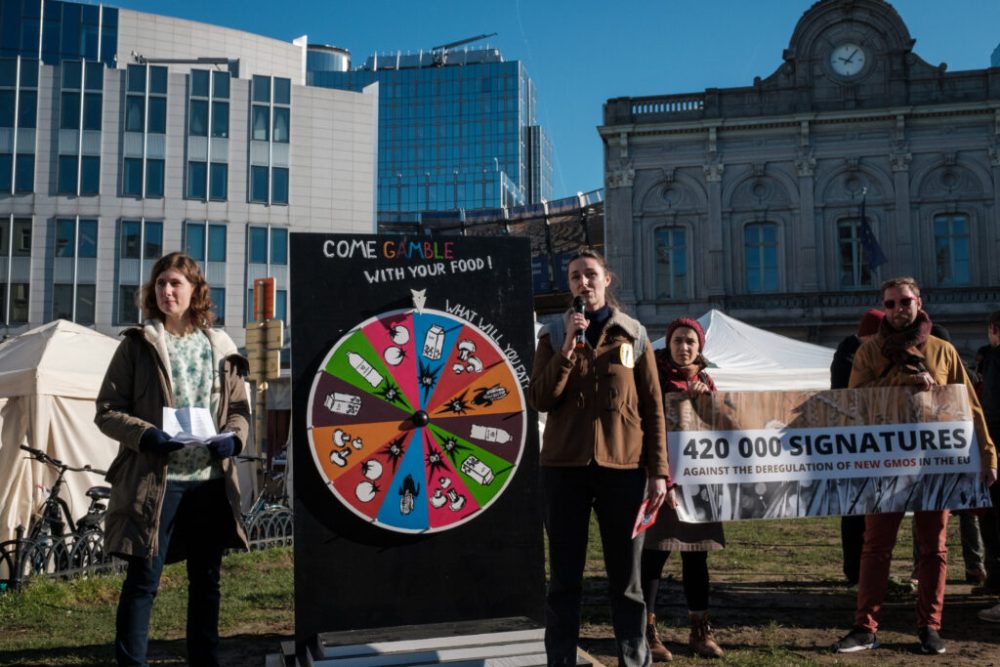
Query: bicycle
238 453 292 549
0 445 112 584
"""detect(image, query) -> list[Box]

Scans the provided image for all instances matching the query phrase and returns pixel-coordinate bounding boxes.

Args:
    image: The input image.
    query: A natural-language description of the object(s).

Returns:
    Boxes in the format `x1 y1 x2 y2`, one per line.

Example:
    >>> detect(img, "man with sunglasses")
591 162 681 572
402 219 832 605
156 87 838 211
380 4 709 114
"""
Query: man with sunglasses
833 277 997 656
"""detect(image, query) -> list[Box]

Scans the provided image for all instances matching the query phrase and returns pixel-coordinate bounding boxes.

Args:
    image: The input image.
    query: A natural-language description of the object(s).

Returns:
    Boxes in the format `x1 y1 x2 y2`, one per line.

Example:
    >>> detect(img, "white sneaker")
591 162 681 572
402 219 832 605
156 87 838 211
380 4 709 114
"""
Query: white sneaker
978 603 1000 623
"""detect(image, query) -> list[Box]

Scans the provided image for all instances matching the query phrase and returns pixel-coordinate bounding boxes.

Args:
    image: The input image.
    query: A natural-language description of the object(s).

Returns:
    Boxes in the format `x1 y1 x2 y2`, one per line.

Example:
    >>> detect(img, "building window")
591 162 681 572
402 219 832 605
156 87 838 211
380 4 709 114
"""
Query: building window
185 221 227 263
248 225 289 266
118 284 139 324
934 214 970 286
187 69 229 201
146 159 164 198
210 163 227 201
210 287 225 325
1 57 39 194
654 227 687 299
57 155 78 194
52 217 97 324
744 222 778 293
187 161 207 199
837 219 874 289
0 217 32 324
123 64 166 198
251 166 268 203
80 156 99 195
272 167 288 205
249 75 291 206
123 158 142 196
117 219 163 324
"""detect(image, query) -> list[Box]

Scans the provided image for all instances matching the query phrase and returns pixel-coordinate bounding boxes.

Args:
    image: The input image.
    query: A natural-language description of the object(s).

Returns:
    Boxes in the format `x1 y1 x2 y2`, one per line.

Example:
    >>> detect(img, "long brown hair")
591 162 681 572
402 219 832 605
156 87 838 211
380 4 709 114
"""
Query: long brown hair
141 252 216 329
566 248 621 311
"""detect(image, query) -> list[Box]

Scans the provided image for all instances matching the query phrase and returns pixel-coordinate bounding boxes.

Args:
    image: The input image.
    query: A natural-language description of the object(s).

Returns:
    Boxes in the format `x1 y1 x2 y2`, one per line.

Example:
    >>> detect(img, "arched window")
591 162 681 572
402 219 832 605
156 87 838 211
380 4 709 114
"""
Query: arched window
654 227 687 299
744 222 778 293
837 219 874 288
933 214 970 286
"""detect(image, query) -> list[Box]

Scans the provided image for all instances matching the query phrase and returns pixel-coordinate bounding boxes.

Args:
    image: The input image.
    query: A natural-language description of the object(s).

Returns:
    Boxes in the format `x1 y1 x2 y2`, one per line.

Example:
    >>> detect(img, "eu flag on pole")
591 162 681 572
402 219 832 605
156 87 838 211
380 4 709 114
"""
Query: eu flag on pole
858 191 888 270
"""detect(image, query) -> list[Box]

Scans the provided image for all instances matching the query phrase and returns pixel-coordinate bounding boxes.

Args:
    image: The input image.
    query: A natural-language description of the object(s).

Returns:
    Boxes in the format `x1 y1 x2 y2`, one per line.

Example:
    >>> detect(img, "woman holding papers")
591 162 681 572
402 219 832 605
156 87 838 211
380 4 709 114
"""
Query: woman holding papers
528 249 669 667
95 251 250 667
642 317 724 660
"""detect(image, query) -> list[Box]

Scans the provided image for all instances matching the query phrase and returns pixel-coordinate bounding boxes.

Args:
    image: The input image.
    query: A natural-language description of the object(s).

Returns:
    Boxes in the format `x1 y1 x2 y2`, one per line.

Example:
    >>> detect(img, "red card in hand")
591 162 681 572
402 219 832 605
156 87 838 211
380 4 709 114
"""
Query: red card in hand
632 498 660 538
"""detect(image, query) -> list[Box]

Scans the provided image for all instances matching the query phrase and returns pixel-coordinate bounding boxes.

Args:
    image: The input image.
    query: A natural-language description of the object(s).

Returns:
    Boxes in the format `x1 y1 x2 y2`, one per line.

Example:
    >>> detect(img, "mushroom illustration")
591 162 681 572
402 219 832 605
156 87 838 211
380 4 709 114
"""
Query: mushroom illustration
457 339 476 361
332 429 350 448
465 356 483 373
330 448 352 467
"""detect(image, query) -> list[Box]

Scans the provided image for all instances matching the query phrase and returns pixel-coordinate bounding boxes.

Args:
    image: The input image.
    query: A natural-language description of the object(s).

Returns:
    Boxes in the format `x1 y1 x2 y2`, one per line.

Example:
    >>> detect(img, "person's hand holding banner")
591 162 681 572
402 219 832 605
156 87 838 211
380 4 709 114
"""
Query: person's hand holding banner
645 475 668 514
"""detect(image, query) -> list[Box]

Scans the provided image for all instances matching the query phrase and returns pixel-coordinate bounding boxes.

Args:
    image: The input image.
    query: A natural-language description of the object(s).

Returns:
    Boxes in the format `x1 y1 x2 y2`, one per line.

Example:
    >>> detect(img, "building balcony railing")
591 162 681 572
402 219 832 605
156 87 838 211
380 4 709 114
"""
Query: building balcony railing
605 93 708 124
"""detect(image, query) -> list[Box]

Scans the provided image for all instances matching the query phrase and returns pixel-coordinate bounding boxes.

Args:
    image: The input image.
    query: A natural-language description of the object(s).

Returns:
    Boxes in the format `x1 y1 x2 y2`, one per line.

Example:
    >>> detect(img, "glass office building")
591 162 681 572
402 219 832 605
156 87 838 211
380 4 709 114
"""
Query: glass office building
0 0 377 342
310 46 553 212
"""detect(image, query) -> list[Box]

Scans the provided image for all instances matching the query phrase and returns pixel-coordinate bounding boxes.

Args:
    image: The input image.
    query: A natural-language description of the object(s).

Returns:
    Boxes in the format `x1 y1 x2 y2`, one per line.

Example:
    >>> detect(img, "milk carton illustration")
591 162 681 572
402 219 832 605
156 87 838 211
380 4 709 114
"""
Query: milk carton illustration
423 325 445 360
324 392 361 416
461 456 495 485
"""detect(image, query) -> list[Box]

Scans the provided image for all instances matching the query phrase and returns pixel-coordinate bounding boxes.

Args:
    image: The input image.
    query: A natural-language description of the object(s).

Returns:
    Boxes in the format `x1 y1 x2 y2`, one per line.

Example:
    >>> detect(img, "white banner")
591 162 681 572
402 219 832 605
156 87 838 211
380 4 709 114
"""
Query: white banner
668 421 979 485
664 386 993 522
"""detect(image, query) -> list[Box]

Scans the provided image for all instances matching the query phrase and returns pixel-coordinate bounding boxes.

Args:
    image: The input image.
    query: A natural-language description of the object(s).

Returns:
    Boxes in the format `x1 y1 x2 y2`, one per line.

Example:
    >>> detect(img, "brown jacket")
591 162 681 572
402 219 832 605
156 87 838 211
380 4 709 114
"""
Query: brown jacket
528 308 669 479
849 333 997 470
95 322 251 561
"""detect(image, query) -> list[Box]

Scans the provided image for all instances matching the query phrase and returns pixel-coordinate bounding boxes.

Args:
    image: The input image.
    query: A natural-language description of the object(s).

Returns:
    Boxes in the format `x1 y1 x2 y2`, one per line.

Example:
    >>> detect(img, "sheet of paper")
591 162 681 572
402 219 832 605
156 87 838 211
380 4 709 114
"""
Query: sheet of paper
162 407 233 445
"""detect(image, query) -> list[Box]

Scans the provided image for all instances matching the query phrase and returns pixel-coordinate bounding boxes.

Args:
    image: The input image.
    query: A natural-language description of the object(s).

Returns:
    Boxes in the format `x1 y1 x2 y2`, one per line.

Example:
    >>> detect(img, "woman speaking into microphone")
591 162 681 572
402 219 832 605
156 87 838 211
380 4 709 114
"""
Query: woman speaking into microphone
529 249 670 667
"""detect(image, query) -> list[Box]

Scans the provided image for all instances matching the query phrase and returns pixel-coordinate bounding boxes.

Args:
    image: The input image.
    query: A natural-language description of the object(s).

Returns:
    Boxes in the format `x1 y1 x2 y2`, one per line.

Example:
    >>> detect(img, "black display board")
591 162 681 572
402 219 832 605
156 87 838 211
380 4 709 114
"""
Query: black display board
289 234 544 649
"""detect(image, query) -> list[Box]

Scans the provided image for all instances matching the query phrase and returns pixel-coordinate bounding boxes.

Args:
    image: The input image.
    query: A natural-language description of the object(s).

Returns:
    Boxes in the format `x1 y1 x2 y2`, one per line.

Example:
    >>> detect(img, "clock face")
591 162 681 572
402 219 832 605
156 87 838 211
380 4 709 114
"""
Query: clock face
830 43 867 77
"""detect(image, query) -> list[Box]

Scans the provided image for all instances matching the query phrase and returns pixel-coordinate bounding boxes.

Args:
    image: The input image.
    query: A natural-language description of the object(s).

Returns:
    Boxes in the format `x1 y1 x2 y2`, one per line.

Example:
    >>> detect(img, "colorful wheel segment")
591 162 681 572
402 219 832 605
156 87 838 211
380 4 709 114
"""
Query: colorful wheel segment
306 308 527 534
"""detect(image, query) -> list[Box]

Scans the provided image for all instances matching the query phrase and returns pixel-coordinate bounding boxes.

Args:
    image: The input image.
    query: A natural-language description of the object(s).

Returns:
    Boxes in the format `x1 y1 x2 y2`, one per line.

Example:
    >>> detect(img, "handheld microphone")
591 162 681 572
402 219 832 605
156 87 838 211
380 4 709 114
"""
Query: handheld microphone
572 296 586 349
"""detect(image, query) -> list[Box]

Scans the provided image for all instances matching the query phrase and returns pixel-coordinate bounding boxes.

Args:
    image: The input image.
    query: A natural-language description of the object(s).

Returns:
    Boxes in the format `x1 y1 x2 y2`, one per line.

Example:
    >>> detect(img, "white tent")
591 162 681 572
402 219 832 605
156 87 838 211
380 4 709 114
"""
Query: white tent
652 309 835 391
0 320 121 543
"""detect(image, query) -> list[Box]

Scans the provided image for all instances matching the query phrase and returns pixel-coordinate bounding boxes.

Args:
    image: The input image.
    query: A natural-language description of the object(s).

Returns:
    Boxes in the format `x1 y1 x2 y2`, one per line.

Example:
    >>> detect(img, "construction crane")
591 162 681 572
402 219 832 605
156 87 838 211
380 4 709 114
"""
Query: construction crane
430 33 497 66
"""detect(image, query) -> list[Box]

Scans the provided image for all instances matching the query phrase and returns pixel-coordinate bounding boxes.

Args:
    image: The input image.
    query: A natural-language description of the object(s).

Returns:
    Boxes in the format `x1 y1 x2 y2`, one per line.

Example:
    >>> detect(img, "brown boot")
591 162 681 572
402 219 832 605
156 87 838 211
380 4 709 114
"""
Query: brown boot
688 611 724 658
646 612 672 662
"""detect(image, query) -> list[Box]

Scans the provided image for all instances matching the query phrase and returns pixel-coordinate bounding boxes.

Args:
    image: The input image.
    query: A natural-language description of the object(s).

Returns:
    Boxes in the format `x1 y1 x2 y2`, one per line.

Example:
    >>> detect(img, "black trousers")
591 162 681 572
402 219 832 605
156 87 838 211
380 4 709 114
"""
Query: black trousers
541 465 650 667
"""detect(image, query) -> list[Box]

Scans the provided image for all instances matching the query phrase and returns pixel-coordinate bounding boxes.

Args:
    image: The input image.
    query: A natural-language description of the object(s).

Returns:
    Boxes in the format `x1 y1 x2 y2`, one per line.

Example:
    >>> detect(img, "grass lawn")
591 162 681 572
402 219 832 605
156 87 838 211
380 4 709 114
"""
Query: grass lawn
1 516 997 665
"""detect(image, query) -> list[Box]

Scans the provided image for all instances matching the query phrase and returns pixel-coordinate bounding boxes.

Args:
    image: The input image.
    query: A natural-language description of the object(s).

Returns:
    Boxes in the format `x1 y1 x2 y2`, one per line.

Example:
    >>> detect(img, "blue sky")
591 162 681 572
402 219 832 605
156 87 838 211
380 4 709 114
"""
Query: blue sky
111 0 1000 199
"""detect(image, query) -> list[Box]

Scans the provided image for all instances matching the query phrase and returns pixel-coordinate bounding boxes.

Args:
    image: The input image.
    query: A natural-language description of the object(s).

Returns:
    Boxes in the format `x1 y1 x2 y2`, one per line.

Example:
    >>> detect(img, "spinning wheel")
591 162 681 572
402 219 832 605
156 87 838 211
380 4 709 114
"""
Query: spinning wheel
306 305 526 533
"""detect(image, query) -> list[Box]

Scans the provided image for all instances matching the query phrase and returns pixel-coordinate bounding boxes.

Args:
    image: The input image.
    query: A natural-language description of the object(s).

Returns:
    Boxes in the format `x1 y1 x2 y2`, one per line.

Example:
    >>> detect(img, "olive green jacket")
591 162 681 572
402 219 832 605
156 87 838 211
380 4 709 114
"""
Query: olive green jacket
95 321 251 561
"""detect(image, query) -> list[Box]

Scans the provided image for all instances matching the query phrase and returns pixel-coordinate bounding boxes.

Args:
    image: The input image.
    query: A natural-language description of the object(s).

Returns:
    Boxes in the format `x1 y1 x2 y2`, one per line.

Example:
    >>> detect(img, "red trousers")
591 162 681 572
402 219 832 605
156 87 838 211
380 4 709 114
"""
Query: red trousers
855 511 949 632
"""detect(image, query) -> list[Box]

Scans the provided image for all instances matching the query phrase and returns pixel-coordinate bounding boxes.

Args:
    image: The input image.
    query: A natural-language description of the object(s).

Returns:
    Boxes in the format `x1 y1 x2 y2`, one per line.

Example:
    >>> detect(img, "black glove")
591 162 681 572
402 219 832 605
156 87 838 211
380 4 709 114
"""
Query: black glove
206 436 238 460
139 427 184 455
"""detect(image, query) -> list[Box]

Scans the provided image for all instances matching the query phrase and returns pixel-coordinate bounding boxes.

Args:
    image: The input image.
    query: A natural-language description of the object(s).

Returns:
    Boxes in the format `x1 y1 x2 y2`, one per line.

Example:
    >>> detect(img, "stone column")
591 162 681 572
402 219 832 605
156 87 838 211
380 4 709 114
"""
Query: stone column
796 150 818 290
890 146 913 277
703 160 725 295
605 132 637 305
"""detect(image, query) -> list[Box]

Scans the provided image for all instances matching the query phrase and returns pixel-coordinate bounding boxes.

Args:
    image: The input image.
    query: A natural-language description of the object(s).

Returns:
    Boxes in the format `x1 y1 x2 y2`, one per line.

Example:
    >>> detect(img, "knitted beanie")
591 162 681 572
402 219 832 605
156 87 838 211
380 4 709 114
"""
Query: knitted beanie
856 308 885 337
665 317 706 353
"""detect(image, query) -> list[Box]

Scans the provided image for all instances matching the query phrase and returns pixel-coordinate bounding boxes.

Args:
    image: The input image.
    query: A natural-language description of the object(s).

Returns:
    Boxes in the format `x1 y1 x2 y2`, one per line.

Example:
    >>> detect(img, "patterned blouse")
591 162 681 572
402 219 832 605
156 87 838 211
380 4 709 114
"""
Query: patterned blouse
165 329 223 481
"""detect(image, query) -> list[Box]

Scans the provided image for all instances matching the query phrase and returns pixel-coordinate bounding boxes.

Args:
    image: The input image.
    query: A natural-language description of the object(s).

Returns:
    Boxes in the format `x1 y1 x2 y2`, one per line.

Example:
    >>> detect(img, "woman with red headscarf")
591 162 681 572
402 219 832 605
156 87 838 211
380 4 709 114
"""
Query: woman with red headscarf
642 317 724 661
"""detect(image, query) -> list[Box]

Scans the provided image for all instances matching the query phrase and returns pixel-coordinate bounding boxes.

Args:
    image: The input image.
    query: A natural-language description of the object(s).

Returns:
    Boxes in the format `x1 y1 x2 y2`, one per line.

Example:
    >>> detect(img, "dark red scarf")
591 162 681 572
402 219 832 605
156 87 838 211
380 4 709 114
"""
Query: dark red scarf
879 310 932 375
655 350 716 394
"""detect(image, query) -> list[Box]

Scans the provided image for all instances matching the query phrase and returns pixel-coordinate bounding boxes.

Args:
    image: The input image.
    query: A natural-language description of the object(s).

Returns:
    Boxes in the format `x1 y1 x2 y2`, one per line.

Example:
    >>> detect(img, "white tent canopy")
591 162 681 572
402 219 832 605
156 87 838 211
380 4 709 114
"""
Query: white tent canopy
652 309 835 391
0 320 121 543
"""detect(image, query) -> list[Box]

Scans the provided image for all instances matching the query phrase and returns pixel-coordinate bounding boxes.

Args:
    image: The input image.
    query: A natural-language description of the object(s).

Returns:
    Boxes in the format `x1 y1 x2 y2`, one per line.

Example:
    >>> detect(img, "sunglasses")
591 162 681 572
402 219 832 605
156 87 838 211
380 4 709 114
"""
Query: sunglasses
883 297 915 309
